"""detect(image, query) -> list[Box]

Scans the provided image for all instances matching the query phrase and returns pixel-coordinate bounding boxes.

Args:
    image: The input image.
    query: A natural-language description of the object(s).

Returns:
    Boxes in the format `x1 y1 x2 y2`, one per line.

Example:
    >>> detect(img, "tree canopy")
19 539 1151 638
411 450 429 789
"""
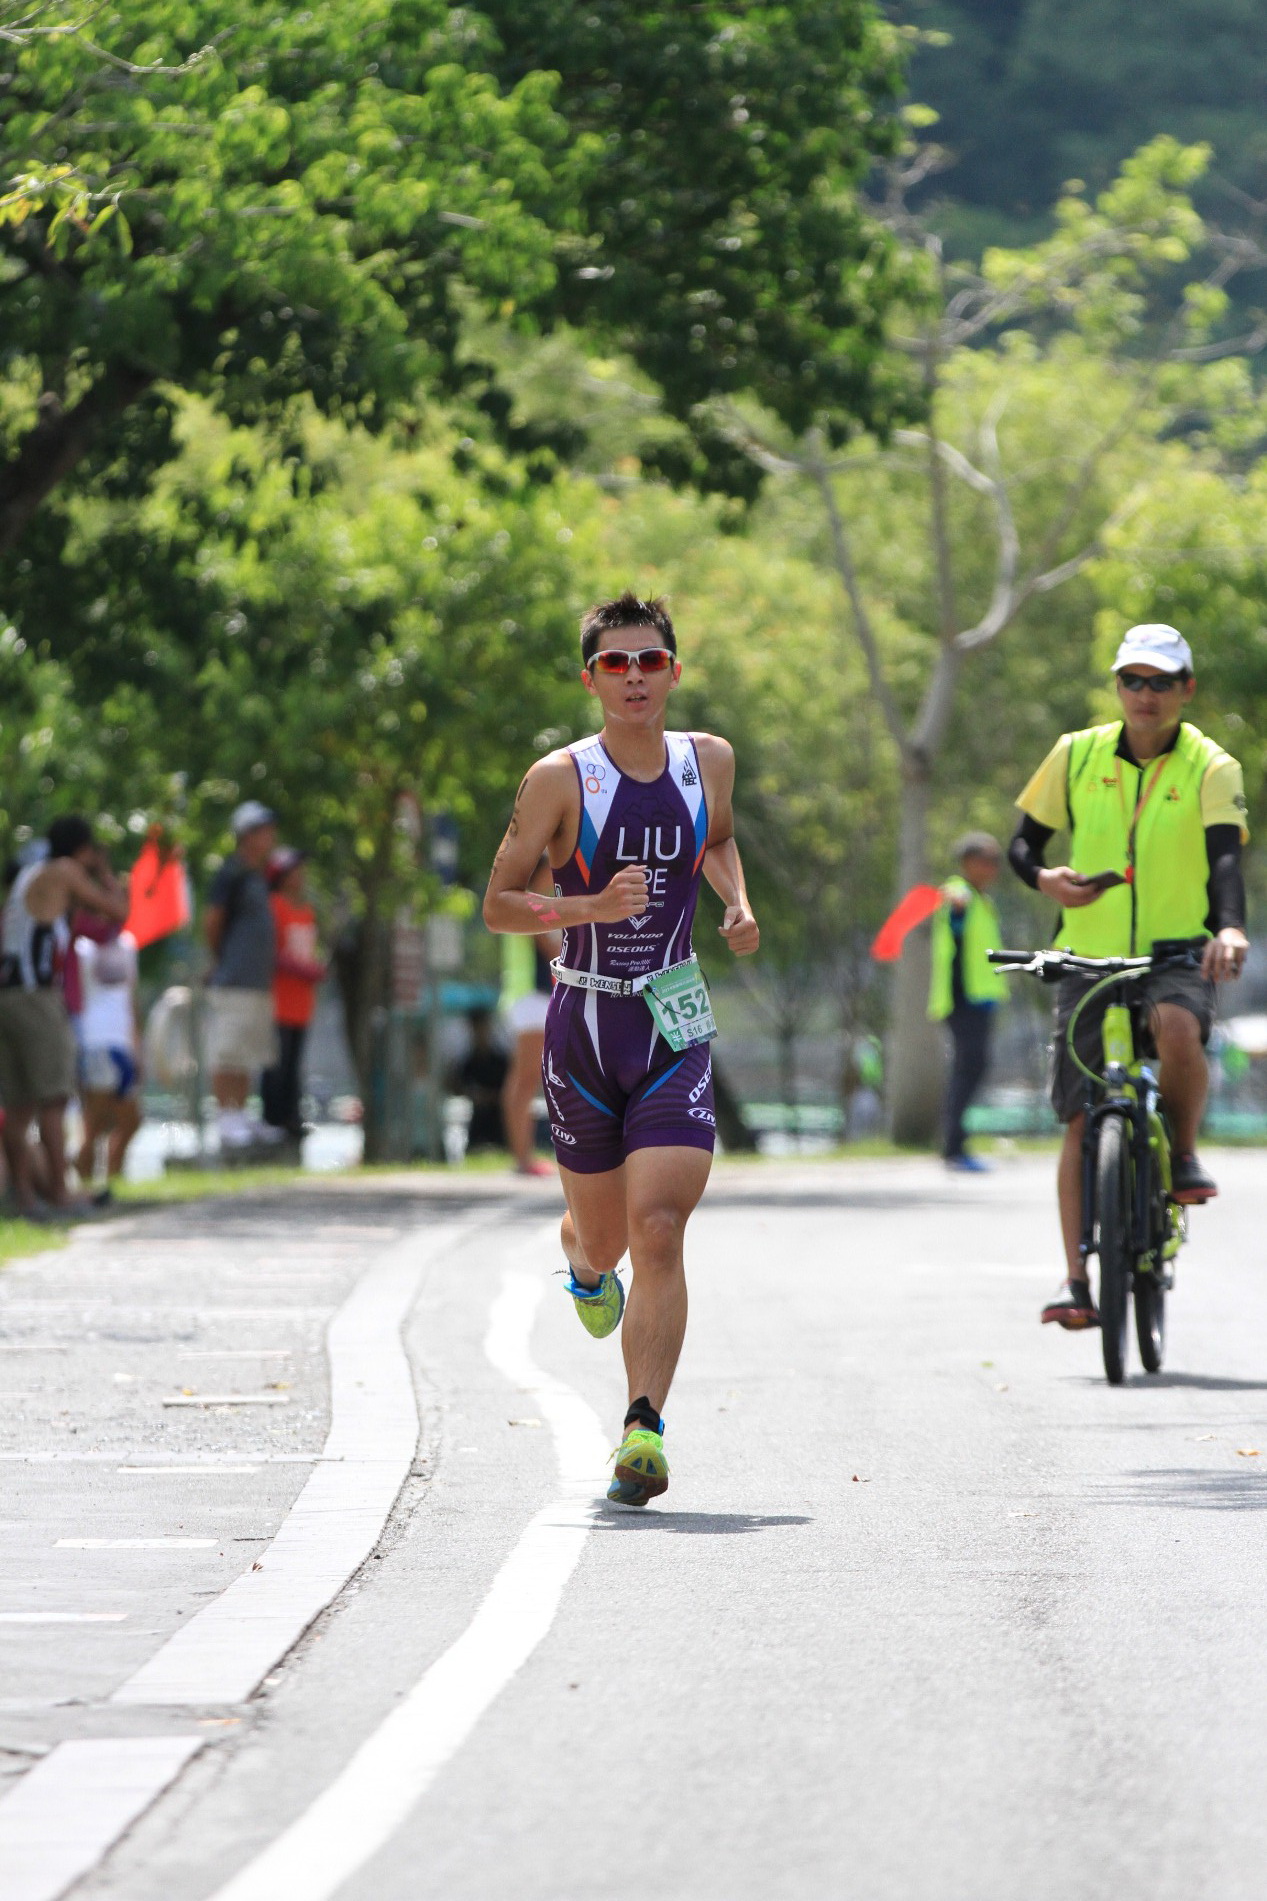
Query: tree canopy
893 0 1267 245
0 0 915 555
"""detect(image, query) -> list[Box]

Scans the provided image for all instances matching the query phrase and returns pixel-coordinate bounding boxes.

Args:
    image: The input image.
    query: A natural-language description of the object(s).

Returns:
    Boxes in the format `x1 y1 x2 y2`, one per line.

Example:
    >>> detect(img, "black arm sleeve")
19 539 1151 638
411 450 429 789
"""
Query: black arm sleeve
1205 824 1246 934
1008 813 1054 892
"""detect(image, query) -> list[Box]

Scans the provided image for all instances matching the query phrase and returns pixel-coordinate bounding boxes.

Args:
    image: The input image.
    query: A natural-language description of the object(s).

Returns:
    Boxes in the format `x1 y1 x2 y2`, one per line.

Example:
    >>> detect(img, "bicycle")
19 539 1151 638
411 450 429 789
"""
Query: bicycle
988 942 1198 1385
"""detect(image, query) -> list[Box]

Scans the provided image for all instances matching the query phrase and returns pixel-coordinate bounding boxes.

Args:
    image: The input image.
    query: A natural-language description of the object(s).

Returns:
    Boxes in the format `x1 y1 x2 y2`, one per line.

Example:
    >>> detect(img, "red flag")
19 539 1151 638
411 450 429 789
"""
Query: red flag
871 884 943 962
126 839 191 949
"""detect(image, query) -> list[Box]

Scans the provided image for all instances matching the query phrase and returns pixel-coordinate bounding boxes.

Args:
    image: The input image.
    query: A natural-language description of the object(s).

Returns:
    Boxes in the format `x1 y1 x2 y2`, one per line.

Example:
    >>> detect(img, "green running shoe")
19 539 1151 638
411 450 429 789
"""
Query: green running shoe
565 1268 624 1340
607 1428 669 1507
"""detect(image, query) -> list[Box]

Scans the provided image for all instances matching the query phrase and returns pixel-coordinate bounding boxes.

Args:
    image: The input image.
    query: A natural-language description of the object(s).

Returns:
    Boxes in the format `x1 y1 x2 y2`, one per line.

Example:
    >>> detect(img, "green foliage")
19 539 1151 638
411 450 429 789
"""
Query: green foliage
896 0 1267 231
0 0 916 549
482 1 917 463
3 395 591 902
0 2 574 435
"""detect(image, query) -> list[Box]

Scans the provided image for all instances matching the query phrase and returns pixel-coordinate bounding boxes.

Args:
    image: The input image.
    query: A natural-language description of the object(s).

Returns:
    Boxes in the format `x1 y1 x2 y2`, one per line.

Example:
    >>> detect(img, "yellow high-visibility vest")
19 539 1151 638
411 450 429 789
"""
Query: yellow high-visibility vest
928 878 1008 1020
1056 721 1227 956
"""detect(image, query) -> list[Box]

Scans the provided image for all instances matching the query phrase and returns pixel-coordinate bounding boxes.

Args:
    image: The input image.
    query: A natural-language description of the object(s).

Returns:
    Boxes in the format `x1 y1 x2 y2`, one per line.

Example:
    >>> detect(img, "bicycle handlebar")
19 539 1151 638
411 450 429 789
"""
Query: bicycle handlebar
988 945 1200 980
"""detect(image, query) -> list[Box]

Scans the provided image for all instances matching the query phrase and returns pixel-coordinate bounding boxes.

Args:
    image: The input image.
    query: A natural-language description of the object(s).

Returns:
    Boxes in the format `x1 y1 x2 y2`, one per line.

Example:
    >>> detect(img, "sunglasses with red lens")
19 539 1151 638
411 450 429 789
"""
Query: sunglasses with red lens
588 647 675 676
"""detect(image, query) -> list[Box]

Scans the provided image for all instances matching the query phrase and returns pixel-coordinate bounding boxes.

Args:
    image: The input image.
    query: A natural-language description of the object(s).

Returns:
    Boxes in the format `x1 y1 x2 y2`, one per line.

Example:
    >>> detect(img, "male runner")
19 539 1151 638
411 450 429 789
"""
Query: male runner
1009 623 1248 1329
483 592 759 1505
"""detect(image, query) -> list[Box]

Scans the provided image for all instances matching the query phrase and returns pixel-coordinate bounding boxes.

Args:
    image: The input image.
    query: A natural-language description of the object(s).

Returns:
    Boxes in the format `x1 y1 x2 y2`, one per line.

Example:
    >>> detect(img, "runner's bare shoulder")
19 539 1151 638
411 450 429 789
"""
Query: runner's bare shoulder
521 748 582 850
688 731 736 786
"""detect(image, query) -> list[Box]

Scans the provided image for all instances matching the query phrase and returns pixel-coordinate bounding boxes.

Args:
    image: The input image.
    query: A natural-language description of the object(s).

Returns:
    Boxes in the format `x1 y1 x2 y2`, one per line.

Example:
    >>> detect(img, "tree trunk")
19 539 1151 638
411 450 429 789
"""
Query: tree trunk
0 367 153 557
333 909 393 1162
885 765 946 1147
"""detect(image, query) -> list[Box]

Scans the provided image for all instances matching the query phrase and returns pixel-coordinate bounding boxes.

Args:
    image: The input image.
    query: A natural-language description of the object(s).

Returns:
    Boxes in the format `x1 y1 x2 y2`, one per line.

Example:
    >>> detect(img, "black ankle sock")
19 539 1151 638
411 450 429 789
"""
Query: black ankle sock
624 1395 663 1434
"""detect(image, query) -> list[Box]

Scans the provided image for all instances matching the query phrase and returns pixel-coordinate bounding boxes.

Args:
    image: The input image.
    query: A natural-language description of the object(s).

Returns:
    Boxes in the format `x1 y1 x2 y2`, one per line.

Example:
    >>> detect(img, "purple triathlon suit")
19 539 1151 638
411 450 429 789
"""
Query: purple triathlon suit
542 730 717 1173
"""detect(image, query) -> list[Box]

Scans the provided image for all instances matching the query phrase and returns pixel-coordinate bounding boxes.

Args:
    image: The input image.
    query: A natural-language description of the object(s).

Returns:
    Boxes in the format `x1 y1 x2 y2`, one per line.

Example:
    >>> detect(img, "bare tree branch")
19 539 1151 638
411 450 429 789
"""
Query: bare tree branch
1170 320 1267 362
805 438 911 761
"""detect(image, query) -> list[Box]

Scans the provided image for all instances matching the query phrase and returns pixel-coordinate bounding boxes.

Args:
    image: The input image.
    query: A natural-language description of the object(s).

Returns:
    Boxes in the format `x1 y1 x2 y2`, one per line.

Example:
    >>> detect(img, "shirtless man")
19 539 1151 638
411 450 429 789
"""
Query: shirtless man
0 817 129 1214
483 593 759 1505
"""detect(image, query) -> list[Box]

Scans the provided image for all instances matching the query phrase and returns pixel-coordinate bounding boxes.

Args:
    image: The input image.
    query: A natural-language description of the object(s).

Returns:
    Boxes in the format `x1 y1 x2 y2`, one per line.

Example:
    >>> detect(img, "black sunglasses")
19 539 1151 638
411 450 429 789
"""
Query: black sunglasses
1117 670 1187 695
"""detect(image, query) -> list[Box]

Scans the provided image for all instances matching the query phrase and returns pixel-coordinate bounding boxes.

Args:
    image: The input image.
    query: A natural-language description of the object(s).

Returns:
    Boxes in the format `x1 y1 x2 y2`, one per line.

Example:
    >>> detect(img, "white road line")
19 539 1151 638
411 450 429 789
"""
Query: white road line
0 1735 202 1901
55 1539 218 1550
116 1466 260 1476
207 1248 607 1901
112 1217 473 1708
0 1304 336 1318
0 1453 324 1466
0 1613 127 1625
160 1394 291 1408
177 1350 291 1360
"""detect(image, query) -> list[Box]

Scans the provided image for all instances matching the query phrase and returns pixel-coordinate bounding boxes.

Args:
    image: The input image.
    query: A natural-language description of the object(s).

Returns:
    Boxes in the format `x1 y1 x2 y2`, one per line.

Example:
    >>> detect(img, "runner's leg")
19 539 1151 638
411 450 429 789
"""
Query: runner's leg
558 1163 628 1290
620 1145 712 1415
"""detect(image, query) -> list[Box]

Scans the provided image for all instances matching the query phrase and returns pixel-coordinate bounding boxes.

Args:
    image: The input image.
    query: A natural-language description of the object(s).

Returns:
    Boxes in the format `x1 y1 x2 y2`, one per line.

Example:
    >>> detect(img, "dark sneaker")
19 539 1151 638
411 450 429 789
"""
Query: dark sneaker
1041 1279 1100 1330
1171 1151 1217 1205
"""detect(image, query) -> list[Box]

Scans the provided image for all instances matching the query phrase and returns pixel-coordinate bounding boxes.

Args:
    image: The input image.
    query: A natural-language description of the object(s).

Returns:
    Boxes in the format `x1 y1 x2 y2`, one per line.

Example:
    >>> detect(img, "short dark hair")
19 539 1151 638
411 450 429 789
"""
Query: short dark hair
580 592 676 668
47 815 94 859
955 831 1001 863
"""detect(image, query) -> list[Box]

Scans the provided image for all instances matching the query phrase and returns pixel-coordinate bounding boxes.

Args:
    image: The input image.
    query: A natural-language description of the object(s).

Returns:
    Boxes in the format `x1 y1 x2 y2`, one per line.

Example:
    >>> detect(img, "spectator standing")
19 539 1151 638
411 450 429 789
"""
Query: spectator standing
928 831 1008 1172
204 802 279 1150
75 929 142 1197
454 1008 509 1151
261 848 325 1138
0 818 129 1214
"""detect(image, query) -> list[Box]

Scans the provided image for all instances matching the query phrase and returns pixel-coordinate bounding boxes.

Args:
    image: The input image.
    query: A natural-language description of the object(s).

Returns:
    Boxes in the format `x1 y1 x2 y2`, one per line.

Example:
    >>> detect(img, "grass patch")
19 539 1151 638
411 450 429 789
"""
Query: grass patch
112 1166 312 1205
110 1148 517 1206
0 1218 69 1267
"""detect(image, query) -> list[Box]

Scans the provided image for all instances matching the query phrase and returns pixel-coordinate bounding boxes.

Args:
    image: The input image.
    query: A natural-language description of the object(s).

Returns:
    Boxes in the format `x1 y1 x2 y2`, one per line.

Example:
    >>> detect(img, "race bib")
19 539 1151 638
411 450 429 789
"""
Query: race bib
641 957 717 1052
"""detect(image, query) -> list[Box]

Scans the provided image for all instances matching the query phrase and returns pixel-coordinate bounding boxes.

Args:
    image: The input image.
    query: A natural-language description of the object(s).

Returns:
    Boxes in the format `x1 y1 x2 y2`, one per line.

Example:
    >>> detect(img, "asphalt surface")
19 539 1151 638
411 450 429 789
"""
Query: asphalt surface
4 1151 1267 1900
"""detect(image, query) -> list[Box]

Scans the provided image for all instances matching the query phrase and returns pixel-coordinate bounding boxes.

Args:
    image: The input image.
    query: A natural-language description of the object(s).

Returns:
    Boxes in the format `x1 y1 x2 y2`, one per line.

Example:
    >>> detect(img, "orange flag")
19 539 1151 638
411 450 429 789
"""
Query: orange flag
126 838 191 949
871 884 943 962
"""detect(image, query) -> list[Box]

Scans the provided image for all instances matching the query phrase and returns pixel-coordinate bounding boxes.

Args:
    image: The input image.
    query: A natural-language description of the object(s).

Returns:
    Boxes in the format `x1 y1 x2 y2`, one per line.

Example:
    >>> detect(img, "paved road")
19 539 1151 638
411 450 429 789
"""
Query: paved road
3 1152 1267 1901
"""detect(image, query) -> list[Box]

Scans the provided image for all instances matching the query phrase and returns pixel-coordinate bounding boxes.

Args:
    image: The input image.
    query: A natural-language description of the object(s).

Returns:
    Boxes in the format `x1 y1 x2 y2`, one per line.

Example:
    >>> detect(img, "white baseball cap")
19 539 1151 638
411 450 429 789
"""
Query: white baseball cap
1111 623 1194 675
230 800 277 838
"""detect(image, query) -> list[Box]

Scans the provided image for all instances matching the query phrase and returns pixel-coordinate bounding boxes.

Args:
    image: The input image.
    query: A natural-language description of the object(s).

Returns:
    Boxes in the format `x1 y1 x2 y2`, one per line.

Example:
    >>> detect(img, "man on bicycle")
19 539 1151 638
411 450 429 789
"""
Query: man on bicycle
1008 623 1249 1329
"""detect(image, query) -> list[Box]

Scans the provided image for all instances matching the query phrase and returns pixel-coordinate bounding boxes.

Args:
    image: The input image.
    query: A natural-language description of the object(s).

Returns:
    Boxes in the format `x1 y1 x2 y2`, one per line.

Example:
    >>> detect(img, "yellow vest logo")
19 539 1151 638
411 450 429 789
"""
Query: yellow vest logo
1100 775 1118 787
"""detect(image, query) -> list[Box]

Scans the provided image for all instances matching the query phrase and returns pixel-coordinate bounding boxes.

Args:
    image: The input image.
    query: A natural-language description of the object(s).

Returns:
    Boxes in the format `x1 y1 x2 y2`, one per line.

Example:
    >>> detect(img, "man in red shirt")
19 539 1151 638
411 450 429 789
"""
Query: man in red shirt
261 849 325 1139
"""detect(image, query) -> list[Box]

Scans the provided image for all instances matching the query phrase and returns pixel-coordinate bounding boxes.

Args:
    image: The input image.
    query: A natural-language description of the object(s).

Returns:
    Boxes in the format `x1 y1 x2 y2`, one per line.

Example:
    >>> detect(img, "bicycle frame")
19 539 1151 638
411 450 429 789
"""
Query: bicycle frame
1072 980 1184 1286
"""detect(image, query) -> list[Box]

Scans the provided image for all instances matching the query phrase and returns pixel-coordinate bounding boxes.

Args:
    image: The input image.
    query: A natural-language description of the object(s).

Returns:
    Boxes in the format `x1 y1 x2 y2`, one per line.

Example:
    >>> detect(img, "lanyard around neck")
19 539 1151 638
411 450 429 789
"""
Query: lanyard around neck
1119 751 1170 867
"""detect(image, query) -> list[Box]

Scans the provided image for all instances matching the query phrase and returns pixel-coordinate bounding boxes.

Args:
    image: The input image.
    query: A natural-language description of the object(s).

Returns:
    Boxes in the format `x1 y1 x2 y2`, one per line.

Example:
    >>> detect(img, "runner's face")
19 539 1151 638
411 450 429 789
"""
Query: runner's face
1115 662 1194 745
583 627 681 726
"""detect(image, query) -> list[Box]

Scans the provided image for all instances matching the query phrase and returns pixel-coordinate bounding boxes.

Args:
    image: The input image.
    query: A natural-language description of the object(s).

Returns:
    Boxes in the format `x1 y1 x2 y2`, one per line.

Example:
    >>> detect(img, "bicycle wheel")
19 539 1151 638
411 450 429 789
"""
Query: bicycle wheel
1135 1271 1165 1373
1134 1143 1169 1373
1095 1114 1133 1385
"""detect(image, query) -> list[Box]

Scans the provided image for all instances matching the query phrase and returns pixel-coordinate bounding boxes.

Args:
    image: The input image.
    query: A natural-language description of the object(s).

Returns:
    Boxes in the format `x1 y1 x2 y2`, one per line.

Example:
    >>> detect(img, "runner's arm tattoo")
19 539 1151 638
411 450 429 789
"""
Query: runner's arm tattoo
490 775 530 873
525 891 563 928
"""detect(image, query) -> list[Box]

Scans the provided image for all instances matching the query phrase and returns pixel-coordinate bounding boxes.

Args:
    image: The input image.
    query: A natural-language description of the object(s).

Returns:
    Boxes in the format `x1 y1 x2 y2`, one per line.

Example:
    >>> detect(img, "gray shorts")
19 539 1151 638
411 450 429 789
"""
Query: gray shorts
205 987 278 1075
0 988 77 1108
1049 960 1215 1123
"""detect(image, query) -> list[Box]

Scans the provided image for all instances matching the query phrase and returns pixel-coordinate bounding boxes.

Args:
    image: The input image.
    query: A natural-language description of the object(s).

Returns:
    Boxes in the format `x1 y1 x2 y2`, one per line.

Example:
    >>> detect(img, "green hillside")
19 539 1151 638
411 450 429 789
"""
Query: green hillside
895 0 1267 244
